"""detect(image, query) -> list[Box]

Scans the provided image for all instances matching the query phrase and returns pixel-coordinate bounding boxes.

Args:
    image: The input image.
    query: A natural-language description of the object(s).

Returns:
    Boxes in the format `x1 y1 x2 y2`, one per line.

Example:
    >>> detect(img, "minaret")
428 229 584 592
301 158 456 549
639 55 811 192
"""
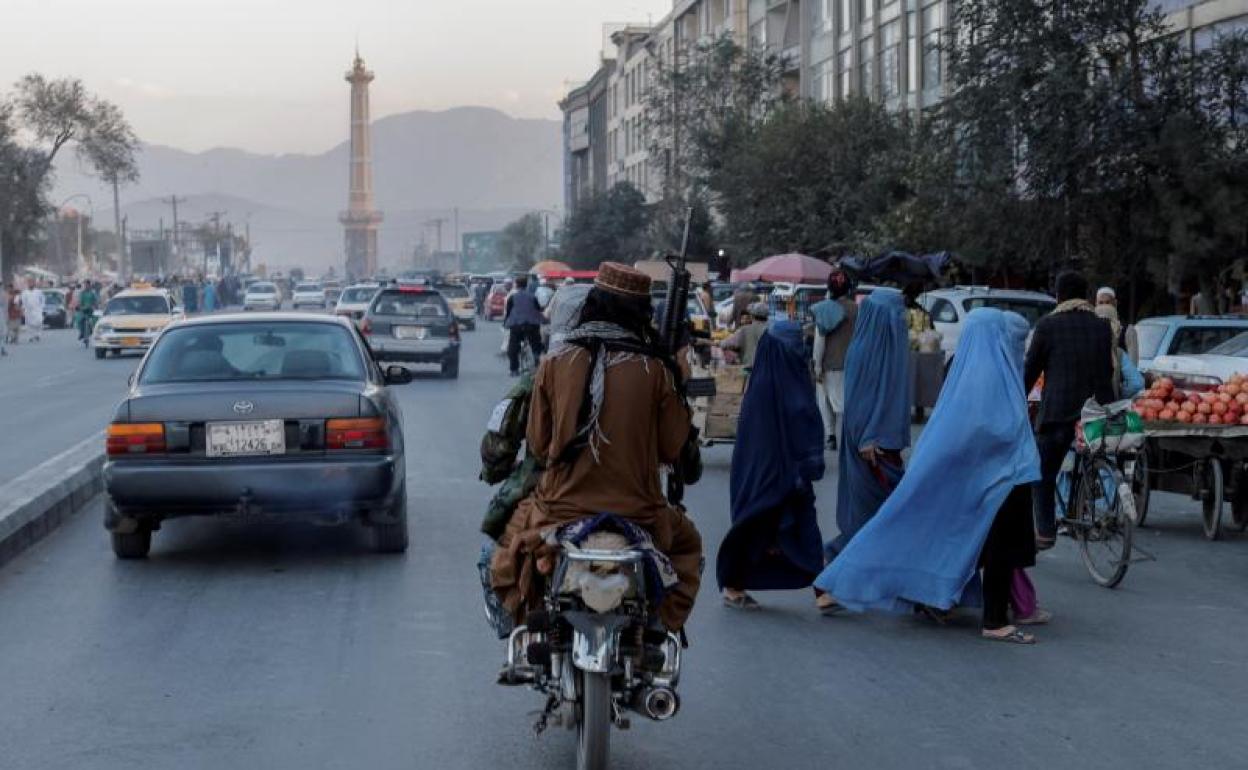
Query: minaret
340 49 383 279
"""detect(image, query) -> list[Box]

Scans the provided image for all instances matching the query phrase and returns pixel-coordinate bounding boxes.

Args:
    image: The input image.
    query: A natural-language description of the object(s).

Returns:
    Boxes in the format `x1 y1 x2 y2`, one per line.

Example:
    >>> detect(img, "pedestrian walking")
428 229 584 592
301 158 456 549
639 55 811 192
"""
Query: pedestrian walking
811 269 857 450
1024 272 1115 551
717 320 828 611
203 280 218 313
815 309 1046 643
19 278 45 342
7 284 24 346
823 288 911 571
718 302 768 367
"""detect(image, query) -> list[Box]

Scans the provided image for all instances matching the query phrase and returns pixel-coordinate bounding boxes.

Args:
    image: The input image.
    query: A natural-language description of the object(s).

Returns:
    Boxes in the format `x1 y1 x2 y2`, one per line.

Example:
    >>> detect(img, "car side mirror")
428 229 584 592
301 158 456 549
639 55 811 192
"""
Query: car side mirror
384 365 413 385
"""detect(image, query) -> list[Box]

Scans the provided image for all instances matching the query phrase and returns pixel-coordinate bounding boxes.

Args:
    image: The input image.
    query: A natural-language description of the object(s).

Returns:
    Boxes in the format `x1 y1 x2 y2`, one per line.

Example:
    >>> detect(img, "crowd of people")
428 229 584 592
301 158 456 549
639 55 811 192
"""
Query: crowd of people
478 263 1139 648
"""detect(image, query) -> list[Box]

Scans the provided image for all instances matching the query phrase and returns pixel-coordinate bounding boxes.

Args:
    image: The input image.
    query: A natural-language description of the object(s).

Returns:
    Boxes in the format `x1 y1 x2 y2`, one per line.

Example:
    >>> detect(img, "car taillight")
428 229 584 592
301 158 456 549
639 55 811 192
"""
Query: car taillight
107 423 166 456
326 417 388 450
361 318 372 335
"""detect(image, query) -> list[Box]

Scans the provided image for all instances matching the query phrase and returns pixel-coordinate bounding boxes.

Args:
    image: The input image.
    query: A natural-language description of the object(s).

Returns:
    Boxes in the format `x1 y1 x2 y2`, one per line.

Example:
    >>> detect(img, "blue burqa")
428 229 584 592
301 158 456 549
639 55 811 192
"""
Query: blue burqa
202 282 217 313
716 321 827 591
813 309 1041 611
825 288 911 560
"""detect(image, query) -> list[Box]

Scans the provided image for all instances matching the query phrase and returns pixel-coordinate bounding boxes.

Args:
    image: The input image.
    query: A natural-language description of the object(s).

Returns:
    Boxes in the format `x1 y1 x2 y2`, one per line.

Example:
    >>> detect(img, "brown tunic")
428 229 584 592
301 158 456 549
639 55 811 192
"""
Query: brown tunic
491 347 704 631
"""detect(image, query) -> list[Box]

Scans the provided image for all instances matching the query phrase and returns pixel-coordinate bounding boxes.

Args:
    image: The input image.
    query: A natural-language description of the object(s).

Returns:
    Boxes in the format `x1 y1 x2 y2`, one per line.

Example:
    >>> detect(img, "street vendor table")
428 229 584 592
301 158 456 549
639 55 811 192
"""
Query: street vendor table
1137 423 1248 540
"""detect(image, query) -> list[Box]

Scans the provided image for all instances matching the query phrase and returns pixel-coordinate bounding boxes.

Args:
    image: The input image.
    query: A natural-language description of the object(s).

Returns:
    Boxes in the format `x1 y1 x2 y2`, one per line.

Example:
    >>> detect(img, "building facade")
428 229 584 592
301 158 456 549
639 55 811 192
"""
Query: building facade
559 0 1247 213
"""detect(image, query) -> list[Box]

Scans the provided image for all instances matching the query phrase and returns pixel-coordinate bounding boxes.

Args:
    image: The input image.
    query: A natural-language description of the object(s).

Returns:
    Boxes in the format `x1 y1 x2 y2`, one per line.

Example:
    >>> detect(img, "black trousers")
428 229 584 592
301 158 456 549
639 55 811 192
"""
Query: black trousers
1033 422 1076 539
507 324 543 373
982 563 1012 630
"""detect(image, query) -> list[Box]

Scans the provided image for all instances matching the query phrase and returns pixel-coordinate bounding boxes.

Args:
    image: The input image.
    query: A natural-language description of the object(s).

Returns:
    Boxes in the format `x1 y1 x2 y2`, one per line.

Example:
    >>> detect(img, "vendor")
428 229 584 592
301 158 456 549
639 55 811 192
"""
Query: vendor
720 302 770 368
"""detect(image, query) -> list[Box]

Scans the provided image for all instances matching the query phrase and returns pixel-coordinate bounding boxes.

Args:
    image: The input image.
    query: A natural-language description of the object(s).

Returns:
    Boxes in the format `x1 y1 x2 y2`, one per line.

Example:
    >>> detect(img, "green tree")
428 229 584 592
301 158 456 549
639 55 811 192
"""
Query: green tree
561 183 649 268
15 74 140 183
498 212 545 270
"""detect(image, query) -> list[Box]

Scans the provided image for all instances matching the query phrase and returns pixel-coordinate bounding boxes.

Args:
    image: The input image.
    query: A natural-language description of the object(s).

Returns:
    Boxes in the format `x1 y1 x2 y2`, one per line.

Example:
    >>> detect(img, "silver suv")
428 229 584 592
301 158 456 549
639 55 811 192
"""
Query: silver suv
361 285 461 379
918 287 1057 361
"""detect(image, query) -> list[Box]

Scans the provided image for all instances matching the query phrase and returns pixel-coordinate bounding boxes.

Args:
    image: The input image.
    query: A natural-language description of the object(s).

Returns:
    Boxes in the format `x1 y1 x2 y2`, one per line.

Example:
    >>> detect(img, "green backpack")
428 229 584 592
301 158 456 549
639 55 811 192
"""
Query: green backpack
480 373 534 485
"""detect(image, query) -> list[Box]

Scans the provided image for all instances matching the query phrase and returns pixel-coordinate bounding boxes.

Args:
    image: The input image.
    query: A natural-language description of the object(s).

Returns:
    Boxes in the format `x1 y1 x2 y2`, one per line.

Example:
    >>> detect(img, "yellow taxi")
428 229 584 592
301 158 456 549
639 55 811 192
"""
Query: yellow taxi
92 288 183 359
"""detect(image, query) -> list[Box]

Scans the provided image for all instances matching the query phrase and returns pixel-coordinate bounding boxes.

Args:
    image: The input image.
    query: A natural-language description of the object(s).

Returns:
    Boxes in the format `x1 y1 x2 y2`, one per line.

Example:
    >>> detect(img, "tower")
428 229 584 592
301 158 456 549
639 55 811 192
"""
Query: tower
340 50 383 279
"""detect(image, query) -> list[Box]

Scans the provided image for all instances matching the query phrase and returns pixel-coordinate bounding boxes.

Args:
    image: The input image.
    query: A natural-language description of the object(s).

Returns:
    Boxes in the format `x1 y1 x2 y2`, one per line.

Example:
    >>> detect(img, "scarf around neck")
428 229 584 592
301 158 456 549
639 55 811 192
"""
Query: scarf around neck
554 321 650 464
1053 298 1093 315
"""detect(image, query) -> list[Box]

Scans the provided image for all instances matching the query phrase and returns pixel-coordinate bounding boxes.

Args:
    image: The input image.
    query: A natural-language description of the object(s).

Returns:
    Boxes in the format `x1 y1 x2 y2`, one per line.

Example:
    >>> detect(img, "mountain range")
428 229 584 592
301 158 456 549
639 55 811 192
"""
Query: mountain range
51 106 562 272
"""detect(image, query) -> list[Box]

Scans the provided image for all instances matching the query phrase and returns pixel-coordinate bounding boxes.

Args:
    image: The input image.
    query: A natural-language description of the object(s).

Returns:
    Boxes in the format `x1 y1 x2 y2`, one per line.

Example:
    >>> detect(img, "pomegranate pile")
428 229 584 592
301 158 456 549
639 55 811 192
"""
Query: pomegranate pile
1134 376 1248 426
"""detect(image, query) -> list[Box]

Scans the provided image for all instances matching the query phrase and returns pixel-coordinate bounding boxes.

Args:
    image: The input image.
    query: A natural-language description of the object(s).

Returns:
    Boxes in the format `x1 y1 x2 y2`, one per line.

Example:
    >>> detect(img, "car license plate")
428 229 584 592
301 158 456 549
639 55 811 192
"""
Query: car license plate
121 336 142 347
206 419 286 458
394 325 428 340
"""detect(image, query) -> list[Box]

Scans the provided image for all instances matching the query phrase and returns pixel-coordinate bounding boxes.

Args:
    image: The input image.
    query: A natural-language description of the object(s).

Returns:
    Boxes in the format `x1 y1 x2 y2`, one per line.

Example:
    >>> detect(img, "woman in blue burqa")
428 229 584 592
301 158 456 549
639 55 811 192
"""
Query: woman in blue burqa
814 309 1044 643
823 288 911 572
717 320 829 610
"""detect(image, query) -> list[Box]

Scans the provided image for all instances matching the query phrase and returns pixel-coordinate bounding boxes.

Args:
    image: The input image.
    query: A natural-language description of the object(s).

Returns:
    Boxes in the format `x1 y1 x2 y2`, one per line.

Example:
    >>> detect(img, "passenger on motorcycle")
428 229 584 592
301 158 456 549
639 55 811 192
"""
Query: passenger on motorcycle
490 263 703 633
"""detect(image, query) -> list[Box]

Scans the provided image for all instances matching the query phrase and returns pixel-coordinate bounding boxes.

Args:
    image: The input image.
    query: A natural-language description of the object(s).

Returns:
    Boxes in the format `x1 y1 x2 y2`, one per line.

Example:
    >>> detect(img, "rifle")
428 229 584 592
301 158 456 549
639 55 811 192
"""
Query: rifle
659 207 715 507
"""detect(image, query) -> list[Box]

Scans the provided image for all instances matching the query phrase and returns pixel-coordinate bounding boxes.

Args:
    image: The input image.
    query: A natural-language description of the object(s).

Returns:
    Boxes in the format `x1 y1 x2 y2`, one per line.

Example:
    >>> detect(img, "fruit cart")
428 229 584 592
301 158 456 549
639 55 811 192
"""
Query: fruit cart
1132 375 1248 540
690 362 746 447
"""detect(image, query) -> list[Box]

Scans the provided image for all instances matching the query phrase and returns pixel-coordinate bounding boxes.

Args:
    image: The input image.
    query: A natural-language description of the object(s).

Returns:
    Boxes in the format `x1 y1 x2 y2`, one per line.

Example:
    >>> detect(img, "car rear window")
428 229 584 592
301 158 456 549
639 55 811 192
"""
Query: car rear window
141 322 366 383
340 287 378 303
961 298 1055 326
372 291 449 319
295 283 321 292
1170 326 1245 355
439 285 470 299
1134 322 1168 360
106 296 169 315
1207 331 1248 357
249 283 277 294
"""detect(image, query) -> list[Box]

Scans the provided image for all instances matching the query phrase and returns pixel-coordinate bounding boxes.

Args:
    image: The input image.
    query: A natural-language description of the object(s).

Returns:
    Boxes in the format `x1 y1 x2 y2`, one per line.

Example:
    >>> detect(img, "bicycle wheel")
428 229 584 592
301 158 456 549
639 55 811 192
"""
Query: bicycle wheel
1131 447 1151 528
1075 456 1133 588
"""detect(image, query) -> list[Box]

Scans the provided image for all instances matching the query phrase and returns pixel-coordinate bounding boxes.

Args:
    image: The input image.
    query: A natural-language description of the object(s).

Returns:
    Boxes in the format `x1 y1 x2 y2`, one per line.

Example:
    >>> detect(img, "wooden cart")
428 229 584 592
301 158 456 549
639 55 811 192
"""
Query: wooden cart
691 363 746 447
1136 424 1248 540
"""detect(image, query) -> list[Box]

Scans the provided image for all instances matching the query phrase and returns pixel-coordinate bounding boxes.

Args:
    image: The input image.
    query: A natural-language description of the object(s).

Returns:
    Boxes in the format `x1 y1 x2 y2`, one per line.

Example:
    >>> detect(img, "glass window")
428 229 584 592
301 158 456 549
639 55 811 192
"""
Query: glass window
105 295 171 315
859 0 873 23
813 0 830 30
812 57 835 103
141 322 367 384
1171 326 1245 355
930 299 957 324
340 286 378 303
1208 331 1248 357
749 20 766 48
880 21 901 99
839 0 852 33
907 12 918 93
1134 322 1168 360
961 298 1056 326
839 48 853 98
859 38 875 97
371 291 449 319
922 4 943 91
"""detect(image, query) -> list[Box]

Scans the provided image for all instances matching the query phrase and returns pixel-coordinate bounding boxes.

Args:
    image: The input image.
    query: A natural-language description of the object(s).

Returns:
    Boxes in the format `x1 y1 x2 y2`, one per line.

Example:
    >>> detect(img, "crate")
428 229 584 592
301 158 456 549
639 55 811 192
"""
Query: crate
714 365 748 396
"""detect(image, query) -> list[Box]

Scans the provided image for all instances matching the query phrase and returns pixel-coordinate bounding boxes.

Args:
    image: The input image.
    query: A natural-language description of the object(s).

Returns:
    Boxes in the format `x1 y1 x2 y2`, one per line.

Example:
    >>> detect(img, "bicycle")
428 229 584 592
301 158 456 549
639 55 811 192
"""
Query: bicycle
1056 408 1141 588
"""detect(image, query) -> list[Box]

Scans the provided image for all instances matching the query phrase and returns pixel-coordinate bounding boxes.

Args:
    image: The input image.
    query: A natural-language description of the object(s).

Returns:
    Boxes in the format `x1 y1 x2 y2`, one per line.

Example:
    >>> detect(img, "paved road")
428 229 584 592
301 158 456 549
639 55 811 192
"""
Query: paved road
1 322 1247 769
0 327 139 485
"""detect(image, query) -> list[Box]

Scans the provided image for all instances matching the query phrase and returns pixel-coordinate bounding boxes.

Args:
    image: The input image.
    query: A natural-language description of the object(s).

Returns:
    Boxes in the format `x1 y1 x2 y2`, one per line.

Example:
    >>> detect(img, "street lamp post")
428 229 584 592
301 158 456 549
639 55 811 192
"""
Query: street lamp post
533 208 560 261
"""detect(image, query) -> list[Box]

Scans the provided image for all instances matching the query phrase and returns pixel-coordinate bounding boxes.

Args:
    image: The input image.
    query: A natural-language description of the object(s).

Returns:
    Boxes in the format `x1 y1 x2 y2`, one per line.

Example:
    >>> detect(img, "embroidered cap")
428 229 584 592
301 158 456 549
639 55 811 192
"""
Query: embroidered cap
594 262 652 298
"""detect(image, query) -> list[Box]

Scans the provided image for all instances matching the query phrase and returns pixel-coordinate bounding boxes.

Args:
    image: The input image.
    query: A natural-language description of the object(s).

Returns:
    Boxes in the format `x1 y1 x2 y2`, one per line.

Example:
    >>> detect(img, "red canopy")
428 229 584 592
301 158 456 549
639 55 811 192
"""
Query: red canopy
531 260 572 276
731 253 832 284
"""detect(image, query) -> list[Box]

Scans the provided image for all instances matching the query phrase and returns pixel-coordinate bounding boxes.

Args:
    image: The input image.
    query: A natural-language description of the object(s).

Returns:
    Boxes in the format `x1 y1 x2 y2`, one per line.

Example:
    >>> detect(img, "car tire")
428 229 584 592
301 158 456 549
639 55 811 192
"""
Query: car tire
111 528 152 559
373 491 409 554
94 348 106 359
442 357 460 379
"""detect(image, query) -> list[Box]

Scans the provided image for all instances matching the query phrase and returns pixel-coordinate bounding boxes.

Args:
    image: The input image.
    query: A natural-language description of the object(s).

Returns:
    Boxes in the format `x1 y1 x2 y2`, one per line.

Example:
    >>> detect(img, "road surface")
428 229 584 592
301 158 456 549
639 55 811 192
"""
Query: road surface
1 321 1246 769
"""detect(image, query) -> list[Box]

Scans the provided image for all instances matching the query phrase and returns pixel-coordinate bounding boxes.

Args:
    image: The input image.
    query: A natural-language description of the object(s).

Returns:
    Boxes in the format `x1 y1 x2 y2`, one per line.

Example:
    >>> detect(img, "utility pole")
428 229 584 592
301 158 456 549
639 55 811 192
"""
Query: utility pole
205 210 227 276
453 207 460 273
162 195 187 271
112 177 126 281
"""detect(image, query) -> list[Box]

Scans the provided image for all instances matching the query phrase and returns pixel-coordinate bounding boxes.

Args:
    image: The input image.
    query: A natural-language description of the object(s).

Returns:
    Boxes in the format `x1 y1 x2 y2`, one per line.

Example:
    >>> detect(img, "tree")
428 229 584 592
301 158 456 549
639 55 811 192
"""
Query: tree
710 99 912 262
560 183 649 268
498 212 545 270
15 74 140 183
0 105 51 270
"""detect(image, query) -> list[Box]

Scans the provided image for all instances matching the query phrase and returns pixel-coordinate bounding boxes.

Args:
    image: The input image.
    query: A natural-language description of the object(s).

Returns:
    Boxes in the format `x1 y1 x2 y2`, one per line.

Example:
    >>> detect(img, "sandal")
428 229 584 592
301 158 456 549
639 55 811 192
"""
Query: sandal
981 626 1036 645
815 595 845 616
915 604 952 625
1015 608 1053 626
722 591 761 610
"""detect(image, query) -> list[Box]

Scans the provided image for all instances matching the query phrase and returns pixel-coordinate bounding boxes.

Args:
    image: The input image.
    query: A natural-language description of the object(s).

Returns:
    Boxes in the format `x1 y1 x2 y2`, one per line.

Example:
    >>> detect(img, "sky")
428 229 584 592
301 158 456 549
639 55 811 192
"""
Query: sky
0 0 671 156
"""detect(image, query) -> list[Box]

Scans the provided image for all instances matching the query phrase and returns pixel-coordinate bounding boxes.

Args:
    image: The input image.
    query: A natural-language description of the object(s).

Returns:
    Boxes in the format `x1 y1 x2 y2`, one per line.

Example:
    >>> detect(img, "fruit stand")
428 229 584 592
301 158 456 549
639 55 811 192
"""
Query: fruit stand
1133 376 1248 540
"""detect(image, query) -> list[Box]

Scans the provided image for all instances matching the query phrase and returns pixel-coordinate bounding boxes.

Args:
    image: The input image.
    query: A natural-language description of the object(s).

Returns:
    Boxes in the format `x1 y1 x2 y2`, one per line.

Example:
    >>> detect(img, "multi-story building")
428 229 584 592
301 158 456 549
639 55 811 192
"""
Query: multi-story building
560 0 1247 213
560 60 614 214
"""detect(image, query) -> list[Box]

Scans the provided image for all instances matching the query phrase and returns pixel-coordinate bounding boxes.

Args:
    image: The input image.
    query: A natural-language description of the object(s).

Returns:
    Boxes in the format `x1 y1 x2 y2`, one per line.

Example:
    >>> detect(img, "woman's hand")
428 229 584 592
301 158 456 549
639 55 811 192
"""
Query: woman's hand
858 443 882 467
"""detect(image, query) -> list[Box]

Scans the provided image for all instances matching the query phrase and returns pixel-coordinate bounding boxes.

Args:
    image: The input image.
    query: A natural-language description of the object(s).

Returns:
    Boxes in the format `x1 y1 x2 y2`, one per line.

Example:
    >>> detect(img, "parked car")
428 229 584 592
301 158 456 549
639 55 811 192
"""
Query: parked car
1147 330 1248 387
1134 315 1248 372
485 283 509 321
102 313 411 558
362 284 461 378
243 281 282 311
437 283 477 330
291 282 327 310
92 288 183 359
41 288 69 329
918 287 1057 361
334 283 380 324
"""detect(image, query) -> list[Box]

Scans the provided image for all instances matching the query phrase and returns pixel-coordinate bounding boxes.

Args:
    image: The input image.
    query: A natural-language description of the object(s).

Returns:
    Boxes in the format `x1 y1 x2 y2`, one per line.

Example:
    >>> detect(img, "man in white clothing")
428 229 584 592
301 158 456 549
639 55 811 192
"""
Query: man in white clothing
19 278 45 343
810 270 857 450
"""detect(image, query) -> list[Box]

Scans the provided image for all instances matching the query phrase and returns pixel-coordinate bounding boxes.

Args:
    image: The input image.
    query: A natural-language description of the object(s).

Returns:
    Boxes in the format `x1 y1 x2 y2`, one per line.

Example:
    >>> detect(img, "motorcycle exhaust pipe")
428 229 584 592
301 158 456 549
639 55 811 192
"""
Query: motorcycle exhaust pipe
635 686 680 721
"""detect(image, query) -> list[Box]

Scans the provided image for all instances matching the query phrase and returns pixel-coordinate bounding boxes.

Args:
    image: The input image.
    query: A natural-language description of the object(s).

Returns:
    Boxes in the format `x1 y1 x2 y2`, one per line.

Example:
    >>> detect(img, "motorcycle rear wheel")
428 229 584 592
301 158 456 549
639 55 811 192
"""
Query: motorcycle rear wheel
576 671 611 770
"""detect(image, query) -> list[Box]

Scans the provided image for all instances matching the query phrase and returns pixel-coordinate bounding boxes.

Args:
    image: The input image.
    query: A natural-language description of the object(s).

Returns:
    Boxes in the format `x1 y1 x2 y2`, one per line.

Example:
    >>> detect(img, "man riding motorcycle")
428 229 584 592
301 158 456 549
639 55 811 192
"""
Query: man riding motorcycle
75 281 99 345
490 262 703 634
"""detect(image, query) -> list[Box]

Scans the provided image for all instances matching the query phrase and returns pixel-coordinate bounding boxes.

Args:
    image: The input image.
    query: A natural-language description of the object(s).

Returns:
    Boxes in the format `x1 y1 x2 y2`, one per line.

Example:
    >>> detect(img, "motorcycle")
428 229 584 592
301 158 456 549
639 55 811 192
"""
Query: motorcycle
76 308 100 347
497 523 684 770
